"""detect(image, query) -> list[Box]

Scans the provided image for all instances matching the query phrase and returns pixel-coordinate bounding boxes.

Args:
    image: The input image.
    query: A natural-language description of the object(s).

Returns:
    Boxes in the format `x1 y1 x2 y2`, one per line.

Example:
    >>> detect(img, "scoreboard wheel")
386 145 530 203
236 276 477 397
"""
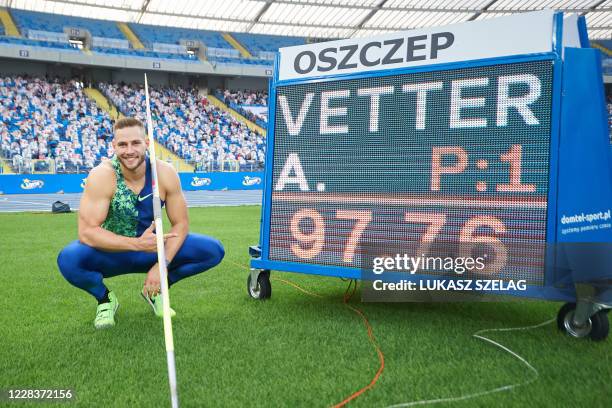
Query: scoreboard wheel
588 311 610 341
557 302 609 341
247 270 271 300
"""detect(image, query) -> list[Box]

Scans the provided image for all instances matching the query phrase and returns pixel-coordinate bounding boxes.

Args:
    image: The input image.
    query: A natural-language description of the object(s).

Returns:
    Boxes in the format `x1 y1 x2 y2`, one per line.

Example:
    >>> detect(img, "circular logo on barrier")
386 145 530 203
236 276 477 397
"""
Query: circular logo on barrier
191 177 212 187
242 176 262 186
20 179 44 190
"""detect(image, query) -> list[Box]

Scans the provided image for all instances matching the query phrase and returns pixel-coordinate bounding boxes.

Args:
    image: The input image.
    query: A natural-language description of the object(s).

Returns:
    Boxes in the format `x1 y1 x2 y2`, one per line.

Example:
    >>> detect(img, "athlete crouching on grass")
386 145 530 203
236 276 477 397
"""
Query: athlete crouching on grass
57 117 225 329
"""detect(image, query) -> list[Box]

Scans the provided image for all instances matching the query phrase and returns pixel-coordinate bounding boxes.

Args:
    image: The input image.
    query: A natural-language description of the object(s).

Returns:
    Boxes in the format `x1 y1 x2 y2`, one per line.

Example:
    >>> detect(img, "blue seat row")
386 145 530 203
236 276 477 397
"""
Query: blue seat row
91 46 199 61
208 55 272 66
129 23 231 49
0 36 79 51
593 40 612 50
2 8 305 66
10 9 124 39
232 32 305 53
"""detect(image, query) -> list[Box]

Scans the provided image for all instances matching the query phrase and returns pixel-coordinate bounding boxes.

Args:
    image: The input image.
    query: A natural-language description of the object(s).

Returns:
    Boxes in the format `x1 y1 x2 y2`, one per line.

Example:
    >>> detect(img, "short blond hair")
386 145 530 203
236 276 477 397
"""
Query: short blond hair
114 117 144 133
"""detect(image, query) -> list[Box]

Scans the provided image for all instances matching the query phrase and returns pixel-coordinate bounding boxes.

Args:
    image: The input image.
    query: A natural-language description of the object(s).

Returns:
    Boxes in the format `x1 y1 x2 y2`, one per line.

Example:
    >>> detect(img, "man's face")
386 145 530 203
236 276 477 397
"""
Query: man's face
112 125 148 171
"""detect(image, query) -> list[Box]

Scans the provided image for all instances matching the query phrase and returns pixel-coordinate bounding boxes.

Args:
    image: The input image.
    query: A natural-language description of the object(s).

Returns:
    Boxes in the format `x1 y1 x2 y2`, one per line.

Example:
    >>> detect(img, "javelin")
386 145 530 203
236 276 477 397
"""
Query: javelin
144 73 180 408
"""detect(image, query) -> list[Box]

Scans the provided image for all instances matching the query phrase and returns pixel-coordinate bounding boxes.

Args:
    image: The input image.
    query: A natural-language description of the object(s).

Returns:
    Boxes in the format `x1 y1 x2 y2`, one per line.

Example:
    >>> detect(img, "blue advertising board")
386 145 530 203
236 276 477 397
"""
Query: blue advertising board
0 172 263 194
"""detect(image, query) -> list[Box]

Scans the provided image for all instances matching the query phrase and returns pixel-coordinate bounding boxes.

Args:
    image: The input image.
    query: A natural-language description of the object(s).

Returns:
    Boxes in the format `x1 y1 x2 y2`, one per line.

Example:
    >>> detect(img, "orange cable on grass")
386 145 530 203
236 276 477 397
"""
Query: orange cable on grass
272 276 324 298
331 280 385 408
227 259 385 407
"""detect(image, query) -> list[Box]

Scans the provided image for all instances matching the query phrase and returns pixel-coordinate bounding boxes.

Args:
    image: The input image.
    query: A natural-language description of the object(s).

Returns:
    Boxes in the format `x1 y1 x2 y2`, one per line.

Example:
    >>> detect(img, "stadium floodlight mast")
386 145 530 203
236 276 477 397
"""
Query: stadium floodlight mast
144 73 180 408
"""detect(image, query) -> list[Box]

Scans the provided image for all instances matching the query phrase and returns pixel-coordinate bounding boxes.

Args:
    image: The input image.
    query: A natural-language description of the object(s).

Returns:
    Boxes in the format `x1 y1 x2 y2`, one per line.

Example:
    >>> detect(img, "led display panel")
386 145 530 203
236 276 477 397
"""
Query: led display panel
268 60 553 284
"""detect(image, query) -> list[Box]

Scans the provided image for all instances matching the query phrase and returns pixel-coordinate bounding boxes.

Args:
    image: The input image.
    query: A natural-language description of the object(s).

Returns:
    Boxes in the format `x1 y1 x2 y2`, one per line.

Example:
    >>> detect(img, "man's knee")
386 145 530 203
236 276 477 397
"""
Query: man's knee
57 241 91 279
210 239 225 267
184 234 225 267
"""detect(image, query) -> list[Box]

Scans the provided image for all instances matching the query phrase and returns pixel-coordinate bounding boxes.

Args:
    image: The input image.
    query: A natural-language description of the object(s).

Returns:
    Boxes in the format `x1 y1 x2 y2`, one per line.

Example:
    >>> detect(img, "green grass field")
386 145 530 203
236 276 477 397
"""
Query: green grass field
0 206 610 407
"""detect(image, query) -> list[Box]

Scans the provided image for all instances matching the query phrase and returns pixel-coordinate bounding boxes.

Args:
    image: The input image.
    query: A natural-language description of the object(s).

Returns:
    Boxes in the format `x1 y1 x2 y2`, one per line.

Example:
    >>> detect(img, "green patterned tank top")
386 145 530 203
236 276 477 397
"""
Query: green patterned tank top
101 157 139 237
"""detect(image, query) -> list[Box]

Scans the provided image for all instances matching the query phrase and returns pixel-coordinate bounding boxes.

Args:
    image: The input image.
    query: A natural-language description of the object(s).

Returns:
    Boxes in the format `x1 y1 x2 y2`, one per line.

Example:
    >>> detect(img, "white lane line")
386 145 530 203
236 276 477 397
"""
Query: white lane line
1 199 50 206
0 191 262 212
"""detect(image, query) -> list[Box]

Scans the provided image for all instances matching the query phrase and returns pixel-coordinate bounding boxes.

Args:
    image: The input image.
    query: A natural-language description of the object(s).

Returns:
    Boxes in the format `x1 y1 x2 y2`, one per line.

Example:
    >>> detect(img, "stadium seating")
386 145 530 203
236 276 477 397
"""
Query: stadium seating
91 46 198 61
607 94 612 140
99 82 265 172
207 55 271 66
232 33 305 54
0 36 79 51
216 89 268 128
11 9 124 39
129 23 230 50
595 40 612 50
0 76 114 173
4 7 612 76
2 8 303 67
130 24 273 65
0 73 267 173
220 89 268 106
591 40 612 76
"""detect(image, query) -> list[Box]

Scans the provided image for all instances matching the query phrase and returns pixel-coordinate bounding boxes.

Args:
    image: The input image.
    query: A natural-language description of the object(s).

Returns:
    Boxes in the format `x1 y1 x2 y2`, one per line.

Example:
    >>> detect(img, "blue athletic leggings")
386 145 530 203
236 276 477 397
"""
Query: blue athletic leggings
57 234 225 301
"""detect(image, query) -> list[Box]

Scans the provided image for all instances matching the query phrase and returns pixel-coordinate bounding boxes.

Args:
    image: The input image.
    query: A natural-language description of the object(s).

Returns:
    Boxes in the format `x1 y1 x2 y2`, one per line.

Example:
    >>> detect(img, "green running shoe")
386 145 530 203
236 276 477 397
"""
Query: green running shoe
94 291 119 329
141 292 176 318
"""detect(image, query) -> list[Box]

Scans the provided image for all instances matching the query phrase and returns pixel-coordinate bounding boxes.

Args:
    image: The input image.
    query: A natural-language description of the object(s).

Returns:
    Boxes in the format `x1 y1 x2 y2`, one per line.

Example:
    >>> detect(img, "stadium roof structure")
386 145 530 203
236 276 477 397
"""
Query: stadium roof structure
2 0 611 39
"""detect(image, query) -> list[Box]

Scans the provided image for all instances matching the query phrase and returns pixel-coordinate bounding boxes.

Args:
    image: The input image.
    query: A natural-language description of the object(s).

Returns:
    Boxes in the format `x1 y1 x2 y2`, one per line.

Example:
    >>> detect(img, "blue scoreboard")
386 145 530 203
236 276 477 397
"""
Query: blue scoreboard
249 11 612 340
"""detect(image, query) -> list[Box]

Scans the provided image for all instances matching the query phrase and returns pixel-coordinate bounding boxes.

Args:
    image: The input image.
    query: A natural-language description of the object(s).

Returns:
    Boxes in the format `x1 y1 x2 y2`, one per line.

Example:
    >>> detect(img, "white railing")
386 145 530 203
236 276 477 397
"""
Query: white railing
91 36 130 49
153 42 188 54
256 51 277 61
27 30 69 43
206 47 240 58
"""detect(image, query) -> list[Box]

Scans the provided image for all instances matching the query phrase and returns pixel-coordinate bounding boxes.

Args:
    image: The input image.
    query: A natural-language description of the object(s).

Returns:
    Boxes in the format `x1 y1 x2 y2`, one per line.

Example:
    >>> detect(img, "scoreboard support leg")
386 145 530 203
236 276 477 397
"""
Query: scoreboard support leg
557 283 610 341
247 245 272 300
247 269 272 300
557 299 610 341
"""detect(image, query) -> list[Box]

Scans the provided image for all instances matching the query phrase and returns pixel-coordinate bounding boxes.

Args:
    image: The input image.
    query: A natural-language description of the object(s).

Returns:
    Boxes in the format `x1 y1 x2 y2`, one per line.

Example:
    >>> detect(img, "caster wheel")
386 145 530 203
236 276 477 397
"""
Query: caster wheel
557 302 609 341
247 270 271 300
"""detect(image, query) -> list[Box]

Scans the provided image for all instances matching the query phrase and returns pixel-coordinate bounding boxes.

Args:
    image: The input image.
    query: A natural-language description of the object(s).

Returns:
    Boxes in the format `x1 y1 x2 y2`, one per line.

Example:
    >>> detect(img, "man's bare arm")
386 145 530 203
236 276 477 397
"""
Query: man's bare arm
142 162 188 295
159 162 189 263
78 164 157 252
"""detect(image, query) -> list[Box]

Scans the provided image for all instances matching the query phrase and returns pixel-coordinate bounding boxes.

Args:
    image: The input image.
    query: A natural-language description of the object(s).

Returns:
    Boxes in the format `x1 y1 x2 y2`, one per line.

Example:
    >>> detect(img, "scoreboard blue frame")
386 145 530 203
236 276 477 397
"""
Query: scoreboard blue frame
251 12 612 302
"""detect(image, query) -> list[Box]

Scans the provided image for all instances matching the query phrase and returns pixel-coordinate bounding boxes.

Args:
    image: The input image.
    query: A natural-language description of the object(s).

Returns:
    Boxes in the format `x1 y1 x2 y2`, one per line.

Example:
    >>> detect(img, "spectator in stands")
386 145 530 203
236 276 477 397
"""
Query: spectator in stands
216 88 268 129
1 75 267 174
221 89 268 106
99 82 266 171
0 75 114 173
607 93 612 141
